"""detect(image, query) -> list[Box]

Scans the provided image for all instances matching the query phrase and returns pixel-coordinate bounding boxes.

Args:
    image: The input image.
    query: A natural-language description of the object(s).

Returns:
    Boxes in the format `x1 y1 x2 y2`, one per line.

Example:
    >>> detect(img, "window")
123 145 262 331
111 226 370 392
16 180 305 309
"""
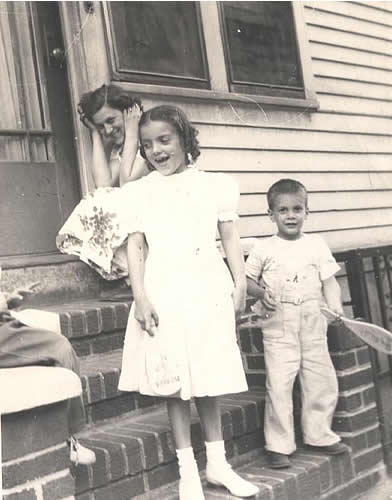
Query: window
106 1 209 89
0 2 52 161
220 1 304 98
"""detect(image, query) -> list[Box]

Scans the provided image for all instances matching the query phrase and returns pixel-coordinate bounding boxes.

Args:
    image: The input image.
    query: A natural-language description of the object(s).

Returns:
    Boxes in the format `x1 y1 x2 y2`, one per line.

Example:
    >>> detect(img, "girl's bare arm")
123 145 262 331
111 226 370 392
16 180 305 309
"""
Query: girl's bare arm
218 220 246 318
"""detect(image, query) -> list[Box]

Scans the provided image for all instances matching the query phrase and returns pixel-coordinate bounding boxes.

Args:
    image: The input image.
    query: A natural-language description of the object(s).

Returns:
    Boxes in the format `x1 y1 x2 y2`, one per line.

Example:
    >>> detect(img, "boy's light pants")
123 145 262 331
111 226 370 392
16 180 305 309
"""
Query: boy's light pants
263 298 340 455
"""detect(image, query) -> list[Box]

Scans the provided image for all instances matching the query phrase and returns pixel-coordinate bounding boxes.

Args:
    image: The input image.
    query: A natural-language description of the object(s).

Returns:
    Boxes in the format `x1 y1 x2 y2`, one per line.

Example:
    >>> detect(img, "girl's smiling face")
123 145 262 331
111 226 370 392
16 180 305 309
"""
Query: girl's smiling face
92 104 124 146
140 120 187 176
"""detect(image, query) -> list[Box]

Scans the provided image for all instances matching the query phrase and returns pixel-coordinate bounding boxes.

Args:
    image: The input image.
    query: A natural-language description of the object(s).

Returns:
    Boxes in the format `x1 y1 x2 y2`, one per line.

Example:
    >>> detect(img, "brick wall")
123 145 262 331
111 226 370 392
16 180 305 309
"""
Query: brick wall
2 399 75 499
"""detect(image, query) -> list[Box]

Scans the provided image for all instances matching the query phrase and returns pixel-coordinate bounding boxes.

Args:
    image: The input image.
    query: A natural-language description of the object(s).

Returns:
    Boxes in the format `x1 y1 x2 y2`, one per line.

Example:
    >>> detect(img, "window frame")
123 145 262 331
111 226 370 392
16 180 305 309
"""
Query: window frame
101 1 318 111
218 1 306 99
103 1 211 90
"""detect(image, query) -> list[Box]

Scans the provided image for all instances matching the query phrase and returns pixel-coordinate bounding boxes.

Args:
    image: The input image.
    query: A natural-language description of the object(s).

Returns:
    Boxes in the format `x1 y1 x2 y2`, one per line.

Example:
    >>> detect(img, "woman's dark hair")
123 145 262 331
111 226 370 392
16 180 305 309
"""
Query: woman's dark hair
139 105 200 166
78 84 142 120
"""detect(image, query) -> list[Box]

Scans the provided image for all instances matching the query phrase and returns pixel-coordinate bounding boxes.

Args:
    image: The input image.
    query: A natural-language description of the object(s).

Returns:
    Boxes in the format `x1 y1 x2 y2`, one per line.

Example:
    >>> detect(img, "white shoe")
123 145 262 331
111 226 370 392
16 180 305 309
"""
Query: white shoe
179 475 205 500
206 463 259 498
69 436 96 466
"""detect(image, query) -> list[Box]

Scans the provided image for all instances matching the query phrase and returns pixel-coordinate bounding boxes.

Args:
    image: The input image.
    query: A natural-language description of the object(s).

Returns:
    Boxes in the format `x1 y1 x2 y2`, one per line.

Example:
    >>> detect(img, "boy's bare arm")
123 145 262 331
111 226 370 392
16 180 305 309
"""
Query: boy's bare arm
322 276 344 316
247 276 265 300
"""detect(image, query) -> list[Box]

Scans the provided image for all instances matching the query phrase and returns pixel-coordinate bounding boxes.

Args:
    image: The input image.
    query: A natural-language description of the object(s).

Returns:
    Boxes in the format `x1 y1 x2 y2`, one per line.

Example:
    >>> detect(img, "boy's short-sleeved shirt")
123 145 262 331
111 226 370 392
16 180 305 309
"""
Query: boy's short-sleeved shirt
245 233 340 296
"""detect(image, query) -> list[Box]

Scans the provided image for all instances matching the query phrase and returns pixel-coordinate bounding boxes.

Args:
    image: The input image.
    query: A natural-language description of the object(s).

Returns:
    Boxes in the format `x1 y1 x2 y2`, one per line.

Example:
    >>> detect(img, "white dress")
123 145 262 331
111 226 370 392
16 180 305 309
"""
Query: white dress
117 167 248 400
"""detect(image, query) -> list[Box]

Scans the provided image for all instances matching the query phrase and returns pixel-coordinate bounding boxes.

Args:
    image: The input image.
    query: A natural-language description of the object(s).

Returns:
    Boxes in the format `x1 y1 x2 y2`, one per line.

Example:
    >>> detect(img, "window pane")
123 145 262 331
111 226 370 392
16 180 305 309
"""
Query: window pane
222 1 303 90
109 1 208 87
0 2 47 160
0 136 25 160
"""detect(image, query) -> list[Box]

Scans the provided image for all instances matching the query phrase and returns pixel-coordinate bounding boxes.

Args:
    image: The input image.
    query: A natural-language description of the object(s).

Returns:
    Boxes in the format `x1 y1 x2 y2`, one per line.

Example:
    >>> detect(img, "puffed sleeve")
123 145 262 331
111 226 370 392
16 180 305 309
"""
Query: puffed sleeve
216 174 240 222
245 240 265 283
314 235 340 281
116 179 146 235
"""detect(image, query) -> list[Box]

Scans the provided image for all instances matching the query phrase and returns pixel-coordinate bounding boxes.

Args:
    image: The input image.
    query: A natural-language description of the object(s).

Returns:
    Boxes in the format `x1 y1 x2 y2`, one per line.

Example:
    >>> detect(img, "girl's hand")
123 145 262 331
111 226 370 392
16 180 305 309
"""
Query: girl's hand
78 104 97 133
123 104 142 138
232 284 246 320
134 295 159 336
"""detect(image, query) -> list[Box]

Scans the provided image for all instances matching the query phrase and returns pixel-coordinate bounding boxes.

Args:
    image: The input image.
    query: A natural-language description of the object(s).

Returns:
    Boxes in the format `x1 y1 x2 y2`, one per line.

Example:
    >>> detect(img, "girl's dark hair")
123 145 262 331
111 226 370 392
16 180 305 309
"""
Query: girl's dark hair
267 178 308 209
139 105 200 166
78 84 142 120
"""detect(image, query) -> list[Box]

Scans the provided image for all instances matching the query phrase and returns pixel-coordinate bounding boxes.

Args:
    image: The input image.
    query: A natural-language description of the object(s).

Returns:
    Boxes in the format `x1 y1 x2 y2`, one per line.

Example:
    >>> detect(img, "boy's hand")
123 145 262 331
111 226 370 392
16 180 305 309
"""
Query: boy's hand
327 303 344 318
261 289 277 311
7 282 40 308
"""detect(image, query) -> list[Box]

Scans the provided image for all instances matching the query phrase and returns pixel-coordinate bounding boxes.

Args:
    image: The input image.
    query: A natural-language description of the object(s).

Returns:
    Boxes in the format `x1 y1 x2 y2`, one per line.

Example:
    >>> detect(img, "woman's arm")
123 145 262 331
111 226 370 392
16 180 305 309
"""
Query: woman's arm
322 275 344 316
127 232 159 335
218 220 246 318
91 131 115 187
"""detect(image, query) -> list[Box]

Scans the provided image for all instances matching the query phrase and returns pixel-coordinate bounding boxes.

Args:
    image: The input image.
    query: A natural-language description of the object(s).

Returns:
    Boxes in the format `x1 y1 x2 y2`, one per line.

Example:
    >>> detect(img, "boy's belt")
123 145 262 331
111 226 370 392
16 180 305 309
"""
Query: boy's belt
279 293 320 305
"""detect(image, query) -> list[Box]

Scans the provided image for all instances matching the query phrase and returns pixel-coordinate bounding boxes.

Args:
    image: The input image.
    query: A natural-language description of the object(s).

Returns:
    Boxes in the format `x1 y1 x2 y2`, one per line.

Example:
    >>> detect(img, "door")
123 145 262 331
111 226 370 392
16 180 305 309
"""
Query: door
0 1 80 258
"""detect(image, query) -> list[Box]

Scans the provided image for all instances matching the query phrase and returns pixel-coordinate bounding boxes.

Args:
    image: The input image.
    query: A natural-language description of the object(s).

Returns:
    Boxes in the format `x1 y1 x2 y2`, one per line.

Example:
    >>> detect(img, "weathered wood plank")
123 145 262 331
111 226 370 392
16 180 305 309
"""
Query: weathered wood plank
312 59 392 86
315 76 392 101
238 191 392 216
317 93 392 116
310 41 392 70
307 24 391 54
200 150 392 173
228 171 392 194
198 124 392 153
305 1 392 26
185 103 392 135
304 5 392 40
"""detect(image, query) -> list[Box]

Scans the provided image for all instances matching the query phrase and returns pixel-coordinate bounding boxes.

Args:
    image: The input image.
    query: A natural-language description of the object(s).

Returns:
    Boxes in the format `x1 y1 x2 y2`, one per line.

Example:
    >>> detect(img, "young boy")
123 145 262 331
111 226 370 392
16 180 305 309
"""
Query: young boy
245 179 349 469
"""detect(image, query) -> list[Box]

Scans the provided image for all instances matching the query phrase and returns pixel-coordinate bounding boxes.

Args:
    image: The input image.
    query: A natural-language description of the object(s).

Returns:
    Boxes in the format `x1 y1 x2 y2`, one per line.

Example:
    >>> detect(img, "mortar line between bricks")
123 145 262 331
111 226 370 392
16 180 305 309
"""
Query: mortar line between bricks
36 483 44 500
335 363 371 376
2 468 71 495
338 421 381 438
354 442 383 458
108 431 147 469
3 442 67 466
334 401 377 417
338 382 374 397
320 463 385 499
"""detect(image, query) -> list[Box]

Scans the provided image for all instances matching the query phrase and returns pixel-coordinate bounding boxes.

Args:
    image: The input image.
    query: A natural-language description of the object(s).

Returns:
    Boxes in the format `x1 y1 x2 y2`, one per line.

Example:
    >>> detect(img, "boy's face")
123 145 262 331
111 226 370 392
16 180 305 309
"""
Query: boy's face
269 192 308 240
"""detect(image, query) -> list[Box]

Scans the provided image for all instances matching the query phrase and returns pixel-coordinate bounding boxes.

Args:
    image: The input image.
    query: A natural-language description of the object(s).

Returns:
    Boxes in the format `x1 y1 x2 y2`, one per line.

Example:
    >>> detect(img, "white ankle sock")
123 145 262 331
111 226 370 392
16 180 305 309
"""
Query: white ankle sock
205 440 227 466
176 447 199 478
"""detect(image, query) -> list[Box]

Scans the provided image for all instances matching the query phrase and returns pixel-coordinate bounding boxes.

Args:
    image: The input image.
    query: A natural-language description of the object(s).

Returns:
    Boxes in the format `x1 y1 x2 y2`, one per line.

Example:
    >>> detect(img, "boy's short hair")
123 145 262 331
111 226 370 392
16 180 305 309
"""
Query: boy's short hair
267 179 308 209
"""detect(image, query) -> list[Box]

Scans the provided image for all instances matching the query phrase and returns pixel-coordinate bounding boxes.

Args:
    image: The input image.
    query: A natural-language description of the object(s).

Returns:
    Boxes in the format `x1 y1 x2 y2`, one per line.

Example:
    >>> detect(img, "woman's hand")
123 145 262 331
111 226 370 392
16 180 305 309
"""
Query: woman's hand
134 295 159 337
123 104 142 139
78 104 98 133
232 283 246 320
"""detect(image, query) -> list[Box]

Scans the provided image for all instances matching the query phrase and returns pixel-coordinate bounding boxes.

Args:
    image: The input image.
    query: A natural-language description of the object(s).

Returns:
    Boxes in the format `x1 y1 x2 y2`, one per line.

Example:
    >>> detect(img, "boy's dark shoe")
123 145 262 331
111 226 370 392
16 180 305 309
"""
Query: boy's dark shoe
306 442 350 455
267 451 291 469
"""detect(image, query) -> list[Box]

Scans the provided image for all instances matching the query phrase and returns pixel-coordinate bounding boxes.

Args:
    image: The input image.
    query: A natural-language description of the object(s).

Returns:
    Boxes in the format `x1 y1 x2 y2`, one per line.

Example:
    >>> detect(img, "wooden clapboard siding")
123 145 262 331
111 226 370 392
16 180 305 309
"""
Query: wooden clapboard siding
201 149 392 172
239 191 392 216
206 1 392 253
198 125 392 153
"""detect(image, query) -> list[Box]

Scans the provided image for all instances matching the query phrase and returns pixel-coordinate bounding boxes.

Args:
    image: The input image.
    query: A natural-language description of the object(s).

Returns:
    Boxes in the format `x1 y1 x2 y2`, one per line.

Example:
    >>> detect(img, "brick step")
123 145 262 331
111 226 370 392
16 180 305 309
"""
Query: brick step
42 298 132 357
80 349 161 424
133 448 382 500
74 390 266 500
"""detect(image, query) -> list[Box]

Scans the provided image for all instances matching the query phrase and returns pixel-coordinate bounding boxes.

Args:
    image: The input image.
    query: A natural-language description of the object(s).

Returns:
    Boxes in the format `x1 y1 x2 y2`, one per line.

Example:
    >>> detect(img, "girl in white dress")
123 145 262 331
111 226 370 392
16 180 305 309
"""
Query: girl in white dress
56 84 150 279
118 105 259 499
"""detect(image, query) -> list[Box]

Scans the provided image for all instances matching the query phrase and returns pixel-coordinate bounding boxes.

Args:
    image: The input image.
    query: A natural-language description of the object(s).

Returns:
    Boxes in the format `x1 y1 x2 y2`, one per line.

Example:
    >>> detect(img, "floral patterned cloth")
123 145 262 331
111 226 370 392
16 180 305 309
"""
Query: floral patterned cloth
56 187 129 280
